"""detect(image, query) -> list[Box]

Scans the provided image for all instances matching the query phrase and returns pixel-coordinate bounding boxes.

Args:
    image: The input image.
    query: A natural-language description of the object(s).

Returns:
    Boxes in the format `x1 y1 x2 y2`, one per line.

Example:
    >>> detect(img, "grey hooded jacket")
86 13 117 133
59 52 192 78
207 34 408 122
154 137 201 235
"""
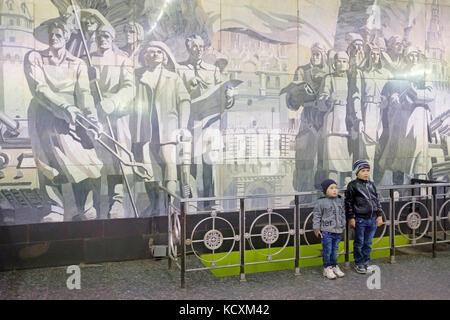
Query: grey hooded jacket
312 195 346 234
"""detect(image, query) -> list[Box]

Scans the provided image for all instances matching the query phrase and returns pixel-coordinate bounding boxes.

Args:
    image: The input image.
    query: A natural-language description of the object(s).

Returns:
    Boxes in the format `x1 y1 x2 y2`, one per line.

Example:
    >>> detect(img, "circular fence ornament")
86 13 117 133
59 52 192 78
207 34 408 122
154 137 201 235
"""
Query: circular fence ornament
247 210 291 259
261 224 279 245
190 215 237 265
203 229 224 250
397 200 431 241
406 212 422 230
447 211 450 223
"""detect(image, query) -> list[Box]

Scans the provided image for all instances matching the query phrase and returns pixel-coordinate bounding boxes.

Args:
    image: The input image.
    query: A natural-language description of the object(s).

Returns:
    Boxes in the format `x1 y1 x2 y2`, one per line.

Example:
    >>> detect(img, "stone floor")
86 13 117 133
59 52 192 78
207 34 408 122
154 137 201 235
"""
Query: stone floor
0 244 449 300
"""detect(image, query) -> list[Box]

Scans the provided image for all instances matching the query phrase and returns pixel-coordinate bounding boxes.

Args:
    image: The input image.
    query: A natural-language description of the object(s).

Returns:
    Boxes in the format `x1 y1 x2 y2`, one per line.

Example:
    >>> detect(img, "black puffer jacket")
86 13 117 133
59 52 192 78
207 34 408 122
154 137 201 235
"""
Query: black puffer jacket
344 179 382 220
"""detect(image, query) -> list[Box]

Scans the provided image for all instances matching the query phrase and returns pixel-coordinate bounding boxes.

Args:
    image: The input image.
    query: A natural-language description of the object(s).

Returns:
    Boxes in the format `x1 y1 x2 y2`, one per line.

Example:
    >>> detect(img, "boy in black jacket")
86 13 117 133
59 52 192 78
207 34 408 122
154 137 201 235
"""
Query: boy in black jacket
345 160 383 274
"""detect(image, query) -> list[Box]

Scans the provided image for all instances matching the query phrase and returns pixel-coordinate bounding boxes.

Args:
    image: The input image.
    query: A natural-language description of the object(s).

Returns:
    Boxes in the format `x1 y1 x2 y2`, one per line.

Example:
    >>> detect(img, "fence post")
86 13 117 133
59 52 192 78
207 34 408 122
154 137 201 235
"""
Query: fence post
432 187 437 258
345 219 350 268
180 201 186 288
445 187 448 242
168 193 172 270
239 198 246 282
389 189 396 264
294 195 300 275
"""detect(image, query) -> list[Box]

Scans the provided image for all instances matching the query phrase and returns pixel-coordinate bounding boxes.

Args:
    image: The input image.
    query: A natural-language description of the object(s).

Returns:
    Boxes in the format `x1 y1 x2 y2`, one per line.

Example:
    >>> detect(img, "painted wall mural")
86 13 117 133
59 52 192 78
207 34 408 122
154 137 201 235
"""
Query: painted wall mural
0 0 449 224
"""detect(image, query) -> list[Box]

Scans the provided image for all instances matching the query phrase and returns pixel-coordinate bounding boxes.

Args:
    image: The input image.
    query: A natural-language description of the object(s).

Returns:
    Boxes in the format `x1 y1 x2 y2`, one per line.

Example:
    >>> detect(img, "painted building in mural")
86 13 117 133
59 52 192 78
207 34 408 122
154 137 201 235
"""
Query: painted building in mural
0 0 449 225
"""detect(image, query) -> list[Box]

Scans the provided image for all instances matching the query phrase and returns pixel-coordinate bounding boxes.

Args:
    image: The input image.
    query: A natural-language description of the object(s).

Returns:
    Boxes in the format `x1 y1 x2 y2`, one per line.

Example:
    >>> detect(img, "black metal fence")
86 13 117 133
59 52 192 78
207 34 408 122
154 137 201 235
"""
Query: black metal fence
162 183 450 288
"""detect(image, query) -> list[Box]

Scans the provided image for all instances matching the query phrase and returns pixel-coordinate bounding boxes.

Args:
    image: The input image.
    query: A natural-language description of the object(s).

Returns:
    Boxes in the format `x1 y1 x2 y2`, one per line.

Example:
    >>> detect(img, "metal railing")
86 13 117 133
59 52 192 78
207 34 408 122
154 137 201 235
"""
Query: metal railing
161 183 450 288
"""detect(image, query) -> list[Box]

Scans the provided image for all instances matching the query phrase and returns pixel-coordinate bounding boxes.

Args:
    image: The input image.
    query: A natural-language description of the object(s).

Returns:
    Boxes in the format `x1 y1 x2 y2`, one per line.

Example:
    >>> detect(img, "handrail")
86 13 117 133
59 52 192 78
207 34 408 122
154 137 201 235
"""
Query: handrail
158 184 183 202
160 182 450 203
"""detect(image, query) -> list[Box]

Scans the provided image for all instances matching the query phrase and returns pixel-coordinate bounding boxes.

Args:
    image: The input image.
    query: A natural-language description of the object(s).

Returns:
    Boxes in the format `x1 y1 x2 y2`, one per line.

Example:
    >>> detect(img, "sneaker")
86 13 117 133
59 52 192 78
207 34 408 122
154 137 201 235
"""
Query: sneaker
323 266 337 279
354 264 367 274
332 265 345 278
365 265 377 274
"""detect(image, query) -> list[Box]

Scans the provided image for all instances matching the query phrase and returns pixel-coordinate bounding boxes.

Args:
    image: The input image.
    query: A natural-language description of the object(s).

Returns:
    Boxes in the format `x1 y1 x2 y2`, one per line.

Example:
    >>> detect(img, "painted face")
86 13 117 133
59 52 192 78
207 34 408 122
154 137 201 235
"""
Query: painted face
48 27 66 50
310 51 322 66
326 184 338 198
357 168 370 181
125 25 138 44
145 47 165 66
82 16 98 33
393 41 403 55
370 51 380 65
407 52 419 65
97 31 113 51
352 40 364 54
350 40 365 65
188 40 204 61
335 57 349 72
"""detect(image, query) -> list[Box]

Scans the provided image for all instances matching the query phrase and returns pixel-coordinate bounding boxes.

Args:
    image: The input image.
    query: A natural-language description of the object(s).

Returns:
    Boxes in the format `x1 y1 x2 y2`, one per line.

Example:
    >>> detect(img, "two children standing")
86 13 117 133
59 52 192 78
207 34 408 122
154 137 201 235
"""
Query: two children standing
313 160 384 279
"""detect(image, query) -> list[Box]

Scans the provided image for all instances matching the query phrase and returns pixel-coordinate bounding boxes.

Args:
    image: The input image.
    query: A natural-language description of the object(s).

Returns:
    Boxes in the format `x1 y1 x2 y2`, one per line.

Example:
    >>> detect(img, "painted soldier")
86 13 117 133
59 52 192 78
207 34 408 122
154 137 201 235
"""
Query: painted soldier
284 42 328 193
374 35 409 184
346 33 365 72
359 43 392 176
25 18 102 222
383 35 408 76
378 46 434 183
318 51 362 186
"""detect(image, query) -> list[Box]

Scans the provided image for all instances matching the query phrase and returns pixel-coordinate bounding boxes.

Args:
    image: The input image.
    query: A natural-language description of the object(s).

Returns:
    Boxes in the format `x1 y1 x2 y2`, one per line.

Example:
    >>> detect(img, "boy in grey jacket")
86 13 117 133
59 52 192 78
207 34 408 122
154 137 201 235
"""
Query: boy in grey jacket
313 179 346 279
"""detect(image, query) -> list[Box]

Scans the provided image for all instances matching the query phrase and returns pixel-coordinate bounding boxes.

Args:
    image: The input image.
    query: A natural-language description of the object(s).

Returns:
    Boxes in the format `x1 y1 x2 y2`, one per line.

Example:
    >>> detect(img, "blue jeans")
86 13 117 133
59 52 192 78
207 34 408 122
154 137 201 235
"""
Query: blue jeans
353 217 377 267
321 231 341 268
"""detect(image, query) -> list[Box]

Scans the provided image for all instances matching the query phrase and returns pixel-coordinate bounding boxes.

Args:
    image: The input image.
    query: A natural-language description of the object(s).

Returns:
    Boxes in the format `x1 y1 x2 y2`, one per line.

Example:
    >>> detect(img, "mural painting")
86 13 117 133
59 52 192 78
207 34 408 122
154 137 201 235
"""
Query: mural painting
0 0 449 224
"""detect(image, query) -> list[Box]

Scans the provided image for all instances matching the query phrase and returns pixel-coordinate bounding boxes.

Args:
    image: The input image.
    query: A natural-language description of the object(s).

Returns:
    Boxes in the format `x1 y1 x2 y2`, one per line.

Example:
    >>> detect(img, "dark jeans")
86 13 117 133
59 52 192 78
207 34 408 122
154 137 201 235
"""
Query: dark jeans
353 217 377 267
321 231 341 268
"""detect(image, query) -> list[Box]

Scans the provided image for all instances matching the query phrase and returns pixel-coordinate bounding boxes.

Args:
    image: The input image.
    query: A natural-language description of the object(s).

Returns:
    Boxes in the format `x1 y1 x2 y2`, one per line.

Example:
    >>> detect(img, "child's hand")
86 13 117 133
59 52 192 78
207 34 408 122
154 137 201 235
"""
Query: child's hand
349 219 356 228
376 216 383 227
315 230 322 238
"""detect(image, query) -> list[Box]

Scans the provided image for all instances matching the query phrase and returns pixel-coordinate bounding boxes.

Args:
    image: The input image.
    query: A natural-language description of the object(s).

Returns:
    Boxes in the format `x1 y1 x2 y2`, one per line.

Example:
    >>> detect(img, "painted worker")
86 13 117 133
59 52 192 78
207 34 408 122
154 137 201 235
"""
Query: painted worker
25 18 102 222
119 21 145 67
131 41 191 215
87 23 135 219
66 8 110 58
178 34 234 208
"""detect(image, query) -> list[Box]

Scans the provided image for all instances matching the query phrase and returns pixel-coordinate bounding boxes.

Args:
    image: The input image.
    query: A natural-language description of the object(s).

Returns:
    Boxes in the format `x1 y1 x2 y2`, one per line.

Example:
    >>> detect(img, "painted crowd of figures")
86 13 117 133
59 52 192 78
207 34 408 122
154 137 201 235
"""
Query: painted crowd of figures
25 7 435 222
285 33 435 194
26 9 234 221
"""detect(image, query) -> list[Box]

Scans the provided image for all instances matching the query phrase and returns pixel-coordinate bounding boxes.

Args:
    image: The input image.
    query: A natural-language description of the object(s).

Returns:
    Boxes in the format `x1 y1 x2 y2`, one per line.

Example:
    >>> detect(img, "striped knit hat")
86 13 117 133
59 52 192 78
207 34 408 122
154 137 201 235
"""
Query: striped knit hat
353 159 370 175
